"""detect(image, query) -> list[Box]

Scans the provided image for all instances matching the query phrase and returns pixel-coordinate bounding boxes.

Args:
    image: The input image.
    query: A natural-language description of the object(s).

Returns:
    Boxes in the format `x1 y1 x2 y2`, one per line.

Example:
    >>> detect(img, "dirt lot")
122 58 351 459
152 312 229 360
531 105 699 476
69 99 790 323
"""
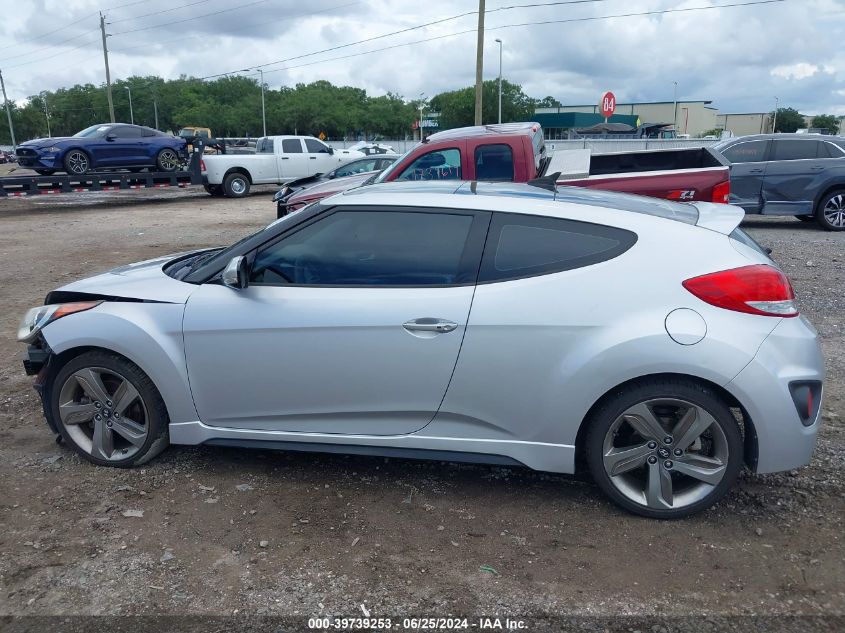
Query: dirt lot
0 186 842 629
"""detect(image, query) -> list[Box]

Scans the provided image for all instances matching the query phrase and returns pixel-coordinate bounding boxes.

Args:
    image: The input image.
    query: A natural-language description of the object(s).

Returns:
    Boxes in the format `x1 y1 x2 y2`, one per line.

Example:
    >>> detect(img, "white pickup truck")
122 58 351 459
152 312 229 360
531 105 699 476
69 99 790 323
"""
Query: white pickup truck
202 135 365 197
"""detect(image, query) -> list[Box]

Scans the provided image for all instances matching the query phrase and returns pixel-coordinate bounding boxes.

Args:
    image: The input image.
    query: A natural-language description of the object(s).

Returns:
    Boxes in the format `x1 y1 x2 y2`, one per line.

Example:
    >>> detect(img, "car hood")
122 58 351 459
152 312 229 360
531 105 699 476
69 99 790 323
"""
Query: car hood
50 251 205 304
288 171 373 203
21 136 74 147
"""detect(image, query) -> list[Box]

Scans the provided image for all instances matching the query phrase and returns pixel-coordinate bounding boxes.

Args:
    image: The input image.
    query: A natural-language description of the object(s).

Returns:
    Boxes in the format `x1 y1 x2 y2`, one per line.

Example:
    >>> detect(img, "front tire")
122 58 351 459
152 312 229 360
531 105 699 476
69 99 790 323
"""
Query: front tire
47 351 170 468
156 148 180 172
223 171 250 197
585 378 743 519
34 169 56 176
63 150 90 175
816 190 845 231
795 215 815 223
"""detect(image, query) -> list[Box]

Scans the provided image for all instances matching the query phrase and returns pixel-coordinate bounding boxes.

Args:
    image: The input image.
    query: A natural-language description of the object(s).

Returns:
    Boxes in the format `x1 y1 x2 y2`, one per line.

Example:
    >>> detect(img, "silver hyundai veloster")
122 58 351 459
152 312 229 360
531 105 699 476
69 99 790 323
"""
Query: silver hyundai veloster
18 182 824 518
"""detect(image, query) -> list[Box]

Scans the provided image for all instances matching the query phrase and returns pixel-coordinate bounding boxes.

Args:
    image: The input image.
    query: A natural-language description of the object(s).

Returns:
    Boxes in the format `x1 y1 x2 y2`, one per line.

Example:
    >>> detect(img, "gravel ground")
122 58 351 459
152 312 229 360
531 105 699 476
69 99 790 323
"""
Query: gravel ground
0 188 842 630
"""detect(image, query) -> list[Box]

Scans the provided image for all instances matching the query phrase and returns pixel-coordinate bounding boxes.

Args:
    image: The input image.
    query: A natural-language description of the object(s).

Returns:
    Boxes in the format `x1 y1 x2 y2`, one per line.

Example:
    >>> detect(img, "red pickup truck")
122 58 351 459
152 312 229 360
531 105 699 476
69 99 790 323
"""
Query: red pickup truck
276 122 730 217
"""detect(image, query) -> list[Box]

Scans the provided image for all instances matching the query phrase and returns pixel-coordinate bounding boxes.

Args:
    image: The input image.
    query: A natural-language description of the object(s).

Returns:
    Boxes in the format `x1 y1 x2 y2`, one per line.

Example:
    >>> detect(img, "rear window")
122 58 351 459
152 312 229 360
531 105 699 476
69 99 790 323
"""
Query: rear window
719 140 768 163
479 213 637 283
475 144 514 181
282 139 303 153
771 139 819 161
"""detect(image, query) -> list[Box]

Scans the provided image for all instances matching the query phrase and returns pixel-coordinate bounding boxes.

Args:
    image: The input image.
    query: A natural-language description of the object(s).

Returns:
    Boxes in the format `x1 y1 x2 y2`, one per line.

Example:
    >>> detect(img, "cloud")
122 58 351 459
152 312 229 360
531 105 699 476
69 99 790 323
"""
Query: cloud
0 0 843 116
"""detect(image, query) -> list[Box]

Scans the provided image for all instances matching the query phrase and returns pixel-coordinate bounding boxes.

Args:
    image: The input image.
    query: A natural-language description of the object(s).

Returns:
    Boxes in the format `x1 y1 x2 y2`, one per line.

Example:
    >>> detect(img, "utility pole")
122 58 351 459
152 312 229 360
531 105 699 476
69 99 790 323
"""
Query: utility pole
473 0 485 126
772 96 779 133
124 86 133 124
495 38 503 124
0 69 16 149
100 12 115 123
256 68 266 136
153 99 159 130
418 93 426 141
40 91 51 137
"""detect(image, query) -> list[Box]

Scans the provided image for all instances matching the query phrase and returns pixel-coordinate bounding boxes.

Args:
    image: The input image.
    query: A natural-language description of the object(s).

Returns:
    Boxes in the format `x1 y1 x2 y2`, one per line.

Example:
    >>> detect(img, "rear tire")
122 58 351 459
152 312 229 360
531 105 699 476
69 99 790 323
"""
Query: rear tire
223 172 250 198
815 189 845 231
585 378 743 519
34 169 56 176
204 183 224 196
47 351 170 468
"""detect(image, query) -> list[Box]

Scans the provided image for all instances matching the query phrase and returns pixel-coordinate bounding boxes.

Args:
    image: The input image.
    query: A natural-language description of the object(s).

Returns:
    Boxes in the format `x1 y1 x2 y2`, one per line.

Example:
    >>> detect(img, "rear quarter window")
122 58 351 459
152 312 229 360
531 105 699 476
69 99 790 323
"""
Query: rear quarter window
479 213 637 283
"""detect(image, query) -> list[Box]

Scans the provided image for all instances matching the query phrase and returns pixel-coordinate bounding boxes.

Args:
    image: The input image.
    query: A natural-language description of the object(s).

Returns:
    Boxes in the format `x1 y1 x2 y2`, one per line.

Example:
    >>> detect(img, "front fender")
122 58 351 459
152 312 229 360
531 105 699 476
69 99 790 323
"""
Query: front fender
41 302 198 424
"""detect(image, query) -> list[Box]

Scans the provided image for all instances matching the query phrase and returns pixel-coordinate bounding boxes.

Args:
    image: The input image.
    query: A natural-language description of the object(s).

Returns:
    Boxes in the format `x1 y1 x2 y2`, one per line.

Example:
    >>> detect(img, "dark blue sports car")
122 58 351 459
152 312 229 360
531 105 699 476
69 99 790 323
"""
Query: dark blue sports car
15 123 188 175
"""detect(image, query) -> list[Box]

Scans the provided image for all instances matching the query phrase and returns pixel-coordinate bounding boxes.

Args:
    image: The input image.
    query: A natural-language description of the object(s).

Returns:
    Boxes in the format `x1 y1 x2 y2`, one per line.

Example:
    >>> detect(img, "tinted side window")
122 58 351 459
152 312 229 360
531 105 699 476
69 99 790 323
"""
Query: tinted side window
256 138 275 154
771 140 819 161
251 210 476 286
475 144 514 181
281 139 303 153
304 138 330 153
396 148 462 181
334 159 378 177
722 140 768 163
479 213 637 283
820 142 845 158
113 126 144 138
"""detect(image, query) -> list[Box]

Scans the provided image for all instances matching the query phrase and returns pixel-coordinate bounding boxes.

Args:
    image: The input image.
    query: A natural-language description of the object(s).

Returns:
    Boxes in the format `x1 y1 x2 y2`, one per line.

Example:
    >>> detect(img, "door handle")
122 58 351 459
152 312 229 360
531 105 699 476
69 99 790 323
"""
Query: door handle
281 156 290 160
309 156 317 159
749 168 764 174
810 166 824 171
403 318 458 333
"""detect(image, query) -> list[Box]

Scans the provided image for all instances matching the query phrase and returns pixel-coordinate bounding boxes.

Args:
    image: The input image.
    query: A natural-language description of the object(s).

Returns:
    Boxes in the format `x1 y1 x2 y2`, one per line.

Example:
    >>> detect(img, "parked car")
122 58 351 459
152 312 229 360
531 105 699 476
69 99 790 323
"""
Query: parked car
272 155 397 216
201 135 365 197
279 122 730 216
347 141 398 155
18 181 822 519
14 124 187 175
713 133 845 230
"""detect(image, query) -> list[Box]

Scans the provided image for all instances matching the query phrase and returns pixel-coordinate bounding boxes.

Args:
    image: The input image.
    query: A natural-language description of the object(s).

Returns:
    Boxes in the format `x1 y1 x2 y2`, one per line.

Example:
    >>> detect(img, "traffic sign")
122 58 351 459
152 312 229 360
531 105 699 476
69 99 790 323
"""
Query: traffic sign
599 91 616 119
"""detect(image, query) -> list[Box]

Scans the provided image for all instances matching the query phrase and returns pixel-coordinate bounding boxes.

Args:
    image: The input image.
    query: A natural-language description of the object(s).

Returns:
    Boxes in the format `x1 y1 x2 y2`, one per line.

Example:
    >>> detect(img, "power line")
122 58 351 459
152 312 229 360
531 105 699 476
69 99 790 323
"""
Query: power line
110 1 361 53
110 0 272 36
0 29 100 63
109 0 215 24
2 37 102 71
250 0 787 78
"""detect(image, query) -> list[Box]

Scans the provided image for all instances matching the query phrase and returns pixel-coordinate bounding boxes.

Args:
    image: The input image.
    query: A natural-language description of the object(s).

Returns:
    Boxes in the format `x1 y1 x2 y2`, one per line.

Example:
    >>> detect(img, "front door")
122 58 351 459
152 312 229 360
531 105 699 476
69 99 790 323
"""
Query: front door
761 139 823 215
278 138 309 179
182 207 489 435
304 138 338 174
721 139 769 213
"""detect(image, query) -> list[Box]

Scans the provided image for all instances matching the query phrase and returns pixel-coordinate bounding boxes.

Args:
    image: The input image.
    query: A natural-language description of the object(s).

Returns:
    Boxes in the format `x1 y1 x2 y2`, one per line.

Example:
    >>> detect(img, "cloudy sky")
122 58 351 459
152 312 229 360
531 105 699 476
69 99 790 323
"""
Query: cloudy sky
0 0 843 115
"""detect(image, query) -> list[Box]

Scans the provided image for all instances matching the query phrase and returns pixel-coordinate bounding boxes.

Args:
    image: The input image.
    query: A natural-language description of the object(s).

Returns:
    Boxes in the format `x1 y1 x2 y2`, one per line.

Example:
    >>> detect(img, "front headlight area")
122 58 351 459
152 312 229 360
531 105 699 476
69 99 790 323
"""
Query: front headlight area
17 301 102 343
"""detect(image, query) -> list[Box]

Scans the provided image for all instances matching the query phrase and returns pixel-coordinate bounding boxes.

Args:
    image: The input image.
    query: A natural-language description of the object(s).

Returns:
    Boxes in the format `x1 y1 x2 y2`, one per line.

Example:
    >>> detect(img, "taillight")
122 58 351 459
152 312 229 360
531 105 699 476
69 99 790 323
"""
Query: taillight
682 265 798 317
200 159 206 171
711 179 730 204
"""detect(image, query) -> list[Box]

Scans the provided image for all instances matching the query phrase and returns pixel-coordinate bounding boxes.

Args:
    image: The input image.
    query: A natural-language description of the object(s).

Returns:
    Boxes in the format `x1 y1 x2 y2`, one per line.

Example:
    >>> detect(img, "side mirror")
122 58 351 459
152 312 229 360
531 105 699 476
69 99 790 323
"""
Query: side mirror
327 146 334 155
222 255 249 289
105 133 117 141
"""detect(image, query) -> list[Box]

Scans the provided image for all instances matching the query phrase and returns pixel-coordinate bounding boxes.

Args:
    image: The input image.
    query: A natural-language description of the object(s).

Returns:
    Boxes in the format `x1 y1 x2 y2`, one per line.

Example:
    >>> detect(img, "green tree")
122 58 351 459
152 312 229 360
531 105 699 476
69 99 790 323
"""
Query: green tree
429 79 536 129
770 107 804 133
810 114 840 134
536 96 562 108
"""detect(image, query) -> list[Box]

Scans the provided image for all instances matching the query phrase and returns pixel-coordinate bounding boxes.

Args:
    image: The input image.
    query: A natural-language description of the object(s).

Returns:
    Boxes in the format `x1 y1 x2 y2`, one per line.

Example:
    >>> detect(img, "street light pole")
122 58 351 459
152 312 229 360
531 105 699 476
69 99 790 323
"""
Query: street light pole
40 91 51 137
495 38 502 124
257 68 266 137
418 92 426 142
772 96 779 133
124 86 133 124
672 81 678 132
473 0 485 125
153 99 159 130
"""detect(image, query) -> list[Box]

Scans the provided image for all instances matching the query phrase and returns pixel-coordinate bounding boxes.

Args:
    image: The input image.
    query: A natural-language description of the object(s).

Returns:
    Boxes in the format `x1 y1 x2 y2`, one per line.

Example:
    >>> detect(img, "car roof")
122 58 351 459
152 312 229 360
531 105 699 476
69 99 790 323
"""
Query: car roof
331 180 699 225
424 122 541 143
719 133 841 143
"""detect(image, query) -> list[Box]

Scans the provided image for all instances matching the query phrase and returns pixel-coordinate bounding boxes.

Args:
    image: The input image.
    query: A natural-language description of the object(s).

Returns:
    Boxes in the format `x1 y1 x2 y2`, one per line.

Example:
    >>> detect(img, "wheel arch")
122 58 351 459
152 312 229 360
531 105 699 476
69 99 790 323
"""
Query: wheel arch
813 181 845 211
223 166 253 184
573 372 758 473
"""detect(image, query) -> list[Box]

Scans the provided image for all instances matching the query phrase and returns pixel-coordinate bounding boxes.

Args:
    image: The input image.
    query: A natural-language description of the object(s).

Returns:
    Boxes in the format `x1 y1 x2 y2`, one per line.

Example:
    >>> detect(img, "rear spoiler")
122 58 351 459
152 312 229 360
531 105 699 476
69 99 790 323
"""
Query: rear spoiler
691 202 745 235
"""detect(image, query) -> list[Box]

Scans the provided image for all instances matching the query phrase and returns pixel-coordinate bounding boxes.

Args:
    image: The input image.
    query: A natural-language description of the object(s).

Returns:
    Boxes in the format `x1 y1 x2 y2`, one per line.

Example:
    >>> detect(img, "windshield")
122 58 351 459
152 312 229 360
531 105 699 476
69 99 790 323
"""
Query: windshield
374 143 420 183
74 125 112 138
